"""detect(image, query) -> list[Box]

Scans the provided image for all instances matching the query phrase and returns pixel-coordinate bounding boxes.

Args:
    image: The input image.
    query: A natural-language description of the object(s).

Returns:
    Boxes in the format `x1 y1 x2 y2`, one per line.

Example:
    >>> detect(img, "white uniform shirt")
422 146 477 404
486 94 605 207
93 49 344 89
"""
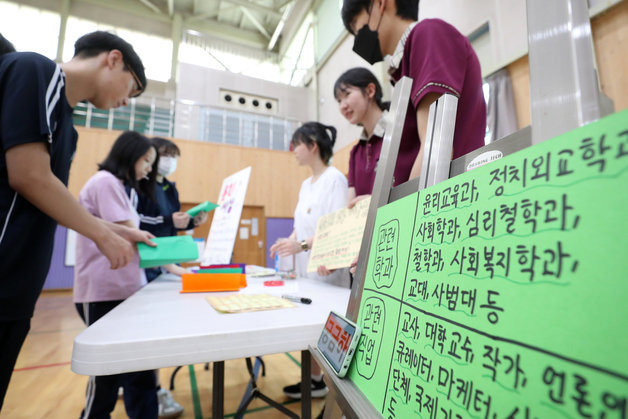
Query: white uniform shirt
293 166 349 286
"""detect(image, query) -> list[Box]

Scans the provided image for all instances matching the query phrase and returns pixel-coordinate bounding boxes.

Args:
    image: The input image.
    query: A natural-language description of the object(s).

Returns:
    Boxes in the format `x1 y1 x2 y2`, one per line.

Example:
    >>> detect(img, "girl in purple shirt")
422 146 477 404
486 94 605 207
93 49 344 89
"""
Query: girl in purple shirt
73 131 159 419
316 68 390 279
334 67 389 208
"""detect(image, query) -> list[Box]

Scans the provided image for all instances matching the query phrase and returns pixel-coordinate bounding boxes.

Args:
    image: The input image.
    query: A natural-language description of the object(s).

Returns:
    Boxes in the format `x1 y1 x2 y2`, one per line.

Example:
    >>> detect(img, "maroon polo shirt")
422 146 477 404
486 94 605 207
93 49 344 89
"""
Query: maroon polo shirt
390 18 487 183
348 134 384 196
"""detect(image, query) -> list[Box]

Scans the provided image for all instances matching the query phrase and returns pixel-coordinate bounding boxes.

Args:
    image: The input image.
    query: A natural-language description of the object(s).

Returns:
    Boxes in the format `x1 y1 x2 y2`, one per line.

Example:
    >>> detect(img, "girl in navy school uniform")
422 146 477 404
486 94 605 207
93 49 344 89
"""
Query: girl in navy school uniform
129 137 209 418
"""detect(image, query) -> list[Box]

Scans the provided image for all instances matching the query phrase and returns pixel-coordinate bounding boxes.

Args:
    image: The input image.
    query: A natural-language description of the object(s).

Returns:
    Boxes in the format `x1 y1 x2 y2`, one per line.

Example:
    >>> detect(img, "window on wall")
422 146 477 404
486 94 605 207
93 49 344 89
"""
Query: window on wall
63 17 172 82
483 81 491 144
470 23 493 144
179 42 282 84
196 106 297 151
0 1 60 59
313 0 345 62
179 31 282 84
469 22 494 76
280 14 314 86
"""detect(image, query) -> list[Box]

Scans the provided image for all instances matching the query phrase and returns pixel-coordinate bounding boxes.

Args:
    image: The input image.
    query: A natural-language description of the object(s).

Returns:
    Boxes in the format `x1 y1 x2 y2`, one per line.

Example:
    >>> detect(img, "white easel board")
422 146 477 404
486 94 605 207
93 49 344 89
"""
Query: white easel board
202 166 251 265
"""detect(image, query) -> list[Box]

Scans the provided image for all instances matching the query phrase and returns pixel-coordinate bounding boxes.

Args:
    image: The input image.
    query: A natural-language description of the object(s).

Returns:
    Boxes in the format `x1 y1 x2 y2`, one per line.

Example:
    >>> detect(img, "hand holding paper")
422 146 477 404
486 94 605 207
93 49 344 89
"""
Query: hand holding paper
270 238 301 257
186 201 219 217
193 210 209 226
172 212 191 229
307 197 371 272
137 235 199 268
106 222 156 247
348 194 371 209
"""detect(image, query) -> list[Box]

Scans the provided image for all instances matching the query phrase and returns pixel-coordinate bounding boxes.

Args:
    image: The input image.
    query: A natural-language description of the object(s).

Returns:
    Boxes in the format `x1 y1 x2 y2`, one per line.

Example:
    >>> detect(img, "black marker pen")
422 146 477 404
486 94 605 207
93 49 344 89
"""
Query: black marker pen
282 295 312 304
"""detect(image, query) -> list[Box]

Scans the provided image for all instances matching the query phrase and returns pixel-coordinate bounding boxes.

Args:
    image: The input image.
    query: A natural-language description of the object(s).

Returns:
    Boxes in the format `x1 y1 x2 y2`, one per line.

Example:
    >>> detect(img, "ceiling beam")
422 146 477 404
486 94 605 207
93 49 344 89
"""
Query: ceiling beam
168 0 174 16
138 0 162 14
268 1 293 50
187 9 221 21
184 18 269 49
71 0 274 53
220 0 282 18
276 0 294 10
239 7 271 39
278 0 313 57
75 0 171 23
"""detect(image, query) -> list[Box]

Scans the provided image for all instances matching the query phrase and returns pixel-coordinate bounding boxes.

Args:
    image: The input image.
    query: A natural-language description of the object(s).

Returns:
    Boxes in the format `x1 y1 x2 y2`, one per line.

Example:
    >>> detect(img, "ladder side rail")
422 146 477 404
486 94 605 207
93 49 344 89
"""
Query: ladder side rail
344 76 413 322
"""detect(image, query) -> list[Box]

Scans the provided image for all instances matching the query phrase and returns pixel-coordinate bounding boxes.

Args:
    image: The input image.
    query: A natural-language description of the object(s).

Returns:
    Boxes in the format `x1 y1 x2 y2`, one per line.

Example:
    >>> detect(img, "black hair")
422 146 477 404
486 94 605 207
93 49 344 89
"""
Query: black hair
151 137 181 157
73 31 146 97
290 122 337 165
334 67 390 111
98 131 158 199
0 33 16 56
341 0 419 34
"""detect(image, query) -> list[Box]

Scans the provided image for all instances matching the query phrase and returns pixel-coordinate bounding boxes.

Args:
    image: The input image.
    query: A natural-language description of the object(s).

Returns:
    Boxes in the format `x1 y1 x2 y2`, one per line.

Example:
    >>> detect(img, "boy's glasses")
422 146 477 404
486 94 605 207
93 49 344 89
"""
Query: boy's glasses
126 65 143 98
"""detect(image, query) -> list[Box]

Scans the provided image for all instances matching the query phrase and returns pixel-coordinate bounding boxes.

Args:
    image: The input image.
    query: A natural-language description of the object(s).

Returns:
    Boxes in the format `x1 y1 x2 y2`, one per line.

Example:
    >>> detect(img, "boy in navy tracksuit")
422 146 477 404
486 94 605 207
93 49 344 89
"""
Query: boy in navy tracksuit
0 31 153 411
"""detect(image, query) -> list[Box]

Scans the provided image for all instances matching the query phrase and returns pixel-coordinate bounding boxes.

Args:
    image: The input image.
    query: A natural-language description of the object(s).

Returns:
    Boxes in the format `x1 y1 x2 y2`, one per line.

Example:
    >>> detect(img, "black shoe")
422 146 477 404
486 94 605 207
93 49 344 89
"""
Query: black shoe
283 378 328 399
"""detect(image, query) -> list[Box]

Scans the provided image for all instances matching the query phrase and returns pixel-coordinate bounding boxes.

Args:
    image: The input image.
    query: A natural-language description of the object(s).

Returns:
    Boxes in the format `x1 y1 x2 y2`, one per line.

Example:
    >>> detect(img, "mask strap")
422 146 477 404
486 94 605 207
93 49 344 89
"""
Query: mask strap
366 0 384 31
366 0 375 18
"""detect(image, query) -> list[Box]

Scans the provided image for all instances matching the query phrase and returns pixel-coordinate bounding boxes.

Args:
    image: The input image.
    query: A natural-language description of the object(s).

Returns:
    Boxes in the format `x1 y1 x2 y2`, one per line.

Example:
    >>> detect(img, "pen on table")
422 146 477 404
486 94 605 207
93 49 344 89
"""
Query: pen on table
282 295 312 304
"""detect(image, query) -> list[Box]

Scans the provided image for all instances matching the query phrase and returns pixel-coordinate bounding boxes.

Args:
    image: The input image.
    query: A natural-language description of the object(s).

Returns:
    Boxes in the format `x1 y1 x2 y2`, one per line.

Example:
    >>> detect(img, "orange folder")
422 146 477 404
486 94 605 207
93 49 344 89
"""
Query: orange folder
180 273 247 293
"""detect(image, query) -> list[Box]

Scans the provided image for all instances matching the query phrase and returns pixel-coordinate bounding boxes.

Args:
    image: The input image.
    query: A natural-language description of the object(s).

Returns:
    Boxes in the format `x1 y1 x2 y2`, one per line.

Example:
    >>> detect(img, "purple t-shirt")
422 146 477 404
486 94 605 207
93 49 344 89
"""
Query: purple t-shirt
390 19 487 182
73 170 146 303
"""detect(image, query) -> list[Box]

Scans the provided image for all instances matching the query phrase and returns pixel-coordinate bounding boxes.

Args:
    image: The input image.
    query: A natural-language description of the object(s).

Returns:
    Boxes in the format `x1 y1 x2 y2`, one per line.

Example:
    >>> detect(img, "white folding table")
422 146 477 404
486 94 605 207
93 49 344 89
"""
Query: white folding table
71 274 351 418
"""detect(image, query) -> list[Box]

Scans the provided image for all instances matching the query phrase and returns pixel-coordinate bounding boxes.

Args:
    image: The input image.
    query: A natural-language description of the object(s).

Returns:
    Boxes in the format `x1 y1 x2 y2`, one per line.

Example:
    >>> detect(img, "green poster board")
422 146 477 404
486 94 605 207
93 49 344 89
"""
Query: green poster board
348 108 628 418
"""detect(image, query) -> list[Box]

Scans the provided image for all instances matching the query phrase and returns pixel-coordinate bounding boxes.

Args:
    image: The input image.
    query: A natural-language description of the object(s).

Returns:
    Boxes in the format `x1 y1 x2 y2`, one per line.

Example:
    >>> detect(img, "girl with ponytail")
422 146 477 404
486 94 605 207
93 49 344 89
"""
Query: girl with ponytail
270 121 349 400
270 122 349 286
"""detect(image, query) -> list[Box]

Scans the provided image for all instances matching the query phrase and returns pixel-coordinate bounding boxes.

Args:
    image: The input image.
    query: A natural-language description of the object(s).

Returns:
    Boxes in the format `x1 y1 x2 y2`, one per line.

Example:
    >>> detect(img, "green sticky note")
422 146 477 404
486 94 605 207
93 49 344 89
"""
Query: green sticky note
348 108 628 416
186 201 219 217
137 235 199 268
197 268 243 274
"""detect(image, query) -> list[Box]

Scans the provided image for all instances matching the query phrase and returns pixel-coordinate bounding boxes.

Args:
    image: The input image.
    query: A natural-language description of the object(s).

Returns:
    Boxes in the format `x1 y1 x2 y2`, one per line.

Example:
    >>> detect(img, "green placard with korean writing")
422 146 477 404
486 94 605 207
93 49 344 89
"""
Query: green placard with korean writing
348 108 628 418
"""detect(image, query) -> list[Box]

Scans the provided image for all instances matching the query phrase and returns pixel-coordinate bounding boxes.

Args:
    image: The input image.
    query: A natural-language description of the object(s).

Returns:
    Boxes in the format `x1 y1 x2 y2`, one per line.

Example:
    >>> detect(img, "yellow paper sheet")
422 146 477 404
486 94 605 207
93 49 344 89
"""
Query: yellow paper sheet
307 197 371 272
206 294 295 313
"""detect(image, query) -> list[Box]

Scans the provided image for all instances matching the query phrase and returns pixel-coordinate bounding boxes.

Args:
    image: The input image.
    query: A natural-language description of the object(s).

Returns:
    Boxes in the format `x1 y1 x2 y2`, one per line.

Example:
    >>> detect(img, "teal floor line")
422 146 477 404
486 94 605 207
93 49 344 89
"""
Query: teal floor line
284 352 301 368
188 365 203 419
194 354 306 418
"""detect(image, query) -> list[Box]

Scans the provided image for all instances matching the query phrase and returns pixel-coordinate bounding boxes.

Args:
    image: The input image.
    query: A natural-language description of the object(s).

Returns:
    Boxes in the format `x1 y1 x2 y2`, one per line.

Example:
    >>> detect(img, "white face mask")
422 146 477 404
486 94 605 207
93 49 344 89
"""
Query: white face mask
157 156 178 177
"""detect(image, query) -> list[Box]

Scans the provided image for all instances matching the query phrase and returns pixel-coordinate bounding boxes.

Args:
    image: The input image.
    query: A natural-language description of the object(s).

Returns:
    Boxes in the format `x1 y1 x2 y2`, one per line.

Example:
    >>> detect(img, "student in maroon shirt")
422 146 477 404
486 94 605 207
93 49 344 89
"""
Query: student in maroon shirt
341 0 486 180
334 67 389 208
316 68 389 279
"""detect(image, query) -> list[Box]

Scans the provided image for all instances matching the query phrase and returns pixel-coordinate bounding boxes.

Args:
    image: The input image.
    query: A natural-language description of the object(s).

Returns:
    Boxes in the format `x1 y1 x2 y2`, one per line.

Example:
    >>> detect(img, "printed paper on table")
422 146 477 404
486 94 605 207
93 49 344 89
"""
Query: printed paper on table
206 294 295 313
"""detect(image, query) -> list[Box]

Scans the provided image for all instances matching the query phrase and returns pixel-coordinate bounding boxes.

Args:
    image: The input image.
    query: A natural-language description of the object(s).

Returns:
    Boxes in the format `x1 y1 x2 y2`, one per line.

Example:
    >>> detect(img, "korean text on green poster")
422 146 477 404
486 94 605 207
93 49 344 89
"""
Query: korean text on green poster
349 109 628 418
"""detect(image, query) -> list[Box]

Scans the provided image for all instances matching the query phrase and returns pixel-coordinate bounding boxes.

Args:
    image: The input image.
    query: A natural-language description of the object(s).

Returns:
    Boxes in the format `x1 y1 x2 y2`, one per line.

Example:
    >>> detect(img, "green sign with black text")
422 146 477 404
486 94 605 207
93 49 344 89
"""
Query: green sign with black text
349 109 628 418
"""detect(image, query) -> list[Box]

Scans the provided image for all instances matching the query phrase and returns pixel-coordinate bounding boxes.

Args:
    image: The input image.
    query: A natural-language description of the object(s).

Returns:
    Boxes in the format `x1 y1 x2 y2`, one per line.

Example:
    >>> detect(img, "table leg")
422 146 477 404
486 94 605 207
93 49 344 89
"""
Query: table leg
301 350 311 419
213 361 225 419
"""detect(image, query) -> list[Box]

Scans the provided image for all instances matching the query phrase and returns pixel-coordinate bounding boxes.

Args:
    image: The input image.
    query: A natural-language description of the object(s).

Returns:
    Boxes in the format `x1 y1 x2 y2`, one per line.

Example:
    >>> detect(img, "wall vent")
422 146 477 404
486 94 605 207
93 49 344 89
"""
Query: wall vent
219 89 278 114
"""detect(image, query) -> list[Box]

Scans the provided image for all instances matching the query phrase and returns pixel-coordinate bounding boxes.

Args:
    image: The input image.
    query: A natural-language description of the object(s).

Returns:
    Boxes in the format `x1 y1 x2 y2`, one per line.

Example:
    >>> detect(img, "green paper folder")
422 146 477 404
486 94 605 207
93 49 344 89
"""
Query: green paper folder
186 201 219 217
137 235 199 268
197 268 243 274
